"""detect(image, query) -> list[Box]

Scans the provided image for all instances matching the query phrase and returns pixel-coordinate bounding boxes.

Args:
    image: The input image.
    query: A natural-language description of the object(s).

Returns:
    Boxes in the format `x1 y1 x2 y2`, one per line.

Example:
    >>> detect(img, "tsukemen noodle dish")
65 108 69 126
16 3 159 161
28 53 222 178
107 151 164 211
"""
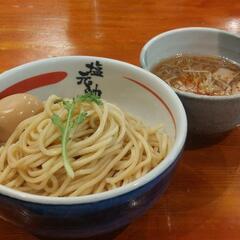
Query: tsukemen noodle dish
0 93 170 197
152 55 240 96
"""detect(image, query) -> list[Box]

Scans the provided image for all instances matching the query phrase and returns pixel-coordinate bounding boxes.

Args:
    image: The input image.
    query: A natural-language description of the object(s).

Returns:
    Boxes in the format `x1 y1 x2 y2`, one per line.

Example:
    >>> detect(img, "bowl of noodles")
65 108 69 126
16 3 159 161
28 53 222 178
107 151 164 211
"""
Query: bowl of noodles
141 27 240 135
0 56 187 239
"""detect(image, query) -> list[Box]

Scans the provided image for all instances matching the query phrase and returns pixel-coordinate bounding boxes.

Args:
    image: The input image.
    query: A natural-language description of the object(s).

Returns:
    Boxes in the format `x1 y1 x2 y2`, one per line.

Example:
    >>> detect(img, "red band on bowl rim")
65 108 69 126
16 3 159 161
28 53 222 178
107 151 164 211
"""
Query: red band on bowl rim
0 71 67 99
124 76 176 132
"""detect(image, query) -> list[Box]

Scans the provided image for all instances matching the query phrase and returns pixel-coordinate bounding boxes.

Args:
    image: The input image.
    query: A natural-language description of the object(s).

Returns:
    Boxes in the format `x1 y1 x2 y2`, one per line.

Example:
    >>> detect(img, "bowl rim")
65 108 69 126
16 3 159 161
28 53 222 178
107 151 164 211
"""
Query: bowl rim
140 27 240 100
0 56 187 205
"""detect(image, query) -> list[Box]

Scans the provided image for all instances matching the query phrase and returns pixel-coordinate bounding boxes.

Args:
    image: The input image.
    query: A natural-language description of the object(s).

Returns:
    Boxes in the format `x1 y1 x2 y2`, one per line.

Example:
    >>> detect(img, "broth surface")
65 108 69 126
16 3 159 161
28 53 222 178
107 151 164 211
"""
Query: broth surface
152 55 240 96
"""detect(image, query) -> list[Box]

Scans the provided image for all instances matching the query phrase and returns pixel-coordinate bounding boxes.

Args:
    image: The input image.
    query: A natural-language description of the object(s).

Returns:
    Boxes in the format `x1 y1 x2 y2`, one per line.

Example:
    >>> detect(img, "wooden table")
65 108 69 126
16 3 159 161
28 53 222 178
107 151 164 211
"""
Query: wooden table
0 1 240 239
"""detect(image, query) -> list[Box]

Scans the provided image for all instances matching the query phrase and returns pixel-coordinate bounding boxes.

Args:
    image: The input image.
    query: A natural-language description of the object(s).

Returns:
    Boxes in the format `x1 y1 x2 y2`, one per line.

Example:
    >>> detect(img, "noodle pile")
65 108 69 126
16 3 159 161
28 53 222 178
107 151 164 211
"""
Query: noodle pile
0 95 170 197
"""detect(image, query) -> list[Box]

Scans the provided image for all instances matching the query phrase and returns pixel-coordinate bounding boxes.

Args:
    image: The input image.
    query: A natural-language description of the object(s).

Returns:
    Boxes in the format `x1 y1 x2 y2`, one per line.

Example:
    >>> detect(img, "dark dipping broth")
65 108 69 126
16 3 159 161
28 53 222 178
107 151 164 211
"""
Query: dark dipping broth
152 55 240 96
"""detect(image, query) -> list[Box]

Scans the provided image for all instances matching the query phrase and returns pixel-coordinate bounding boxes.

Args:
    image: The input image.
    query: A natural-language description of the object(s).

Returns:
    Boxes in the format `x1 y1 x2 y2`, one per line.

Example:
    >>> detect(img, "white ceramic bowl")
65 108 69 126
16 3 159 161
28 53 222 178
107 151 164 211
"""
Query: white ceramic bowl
0 56 187 239
140 27 240 135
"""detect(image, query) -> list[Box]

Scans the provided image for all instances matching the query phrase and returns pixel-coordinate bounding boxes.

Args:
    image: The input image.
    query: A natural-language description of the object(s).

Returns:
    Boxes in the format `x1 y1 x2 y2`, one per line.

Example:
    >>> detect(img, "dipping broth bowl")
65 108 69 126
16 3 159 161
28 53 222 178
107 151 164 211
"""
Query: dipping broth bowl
0 56 187 239
140 27 240 135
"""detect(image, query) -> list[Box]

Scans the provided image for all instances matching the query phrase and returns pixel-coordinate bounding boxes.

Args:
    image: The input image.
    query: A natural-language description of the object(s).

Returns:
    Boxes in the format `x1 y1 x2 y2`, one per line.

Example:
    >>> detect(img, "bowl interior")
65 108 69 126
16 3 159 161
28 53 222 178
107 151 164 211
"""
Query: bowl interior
141 27 240 71
0 56 178 138
0 56 187 203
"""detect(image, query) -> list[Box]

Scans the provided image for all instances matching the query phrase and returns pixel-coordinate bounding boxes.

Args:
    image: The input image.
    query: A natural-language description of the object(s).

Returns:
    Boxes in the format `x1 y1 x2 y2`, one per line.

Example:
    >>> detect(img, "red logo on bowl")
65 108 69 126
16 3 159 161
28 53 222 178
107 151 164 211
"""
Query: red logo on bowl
0 72 67 99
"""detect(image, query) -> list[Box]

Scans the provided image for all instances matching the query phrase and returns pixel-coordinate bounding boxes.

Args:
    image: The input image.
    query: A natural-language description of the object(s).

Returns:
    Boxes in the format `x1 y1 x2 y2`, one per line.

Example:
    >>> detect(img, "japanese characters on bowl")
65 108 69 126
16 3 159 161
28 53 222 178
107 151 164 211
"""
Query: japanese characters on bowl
76 60 103 97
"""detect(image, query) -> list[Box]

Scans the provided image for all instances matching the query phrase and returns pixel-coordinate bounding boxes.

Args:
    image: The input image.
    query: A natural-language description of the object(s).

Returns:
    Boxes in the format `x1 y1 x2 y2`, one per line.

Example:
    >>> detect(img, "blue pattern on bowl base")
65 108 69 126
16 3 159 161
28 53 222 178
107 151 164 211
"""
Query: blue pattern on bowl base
0 152 182 239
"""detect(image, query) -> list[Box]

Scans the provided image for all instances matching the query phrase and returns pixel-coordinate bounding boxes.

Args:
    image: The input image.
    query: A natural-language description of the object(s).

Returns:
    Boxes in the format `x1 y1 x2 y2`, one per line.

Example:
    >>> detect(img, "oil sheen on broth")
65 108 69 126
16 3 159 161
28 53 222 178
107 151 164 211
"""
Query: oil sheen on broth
152 55 240 96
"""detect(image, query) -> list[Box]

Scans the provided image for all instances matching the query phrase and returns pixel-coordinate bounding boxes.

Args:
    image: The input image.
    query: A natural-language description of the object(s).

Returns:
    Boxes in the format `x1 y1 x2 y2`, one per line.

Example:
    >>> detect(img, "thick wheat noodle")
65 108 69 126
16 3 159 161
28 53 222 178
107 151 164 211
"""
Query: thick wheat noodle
0 95 170 197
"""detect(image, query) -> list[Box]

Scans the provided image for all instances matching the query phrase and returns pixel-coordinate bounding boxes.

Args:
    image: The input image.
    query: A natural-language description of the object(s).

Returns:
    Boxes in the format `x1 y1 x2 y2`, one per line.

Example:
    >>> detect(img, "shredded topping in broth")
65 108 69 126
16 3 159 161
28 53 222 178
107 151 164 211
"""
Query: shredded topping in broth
152 55 240 96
